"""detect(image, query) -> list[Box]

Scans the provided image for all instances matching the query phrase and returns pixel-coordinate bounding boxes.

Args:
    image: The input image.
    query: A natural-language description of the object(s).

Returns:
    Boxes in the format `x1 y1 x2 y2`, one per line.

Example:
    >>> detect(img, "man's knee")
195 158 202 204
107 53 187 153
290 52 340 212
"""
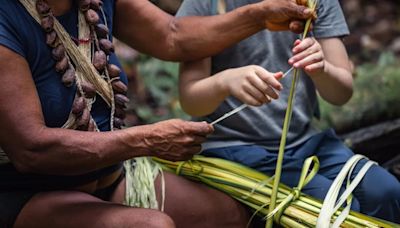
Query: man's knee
119 209 175 228
143 212 175 228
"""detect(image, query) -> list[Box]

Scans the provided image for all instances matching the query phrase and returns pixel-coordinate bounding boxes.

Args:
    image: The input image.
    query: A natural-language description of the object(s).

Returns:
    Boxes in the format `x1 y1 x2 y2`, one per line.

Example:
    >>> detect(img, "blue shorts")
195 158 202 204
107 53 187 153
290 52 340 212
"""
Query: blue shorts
202 129 400 223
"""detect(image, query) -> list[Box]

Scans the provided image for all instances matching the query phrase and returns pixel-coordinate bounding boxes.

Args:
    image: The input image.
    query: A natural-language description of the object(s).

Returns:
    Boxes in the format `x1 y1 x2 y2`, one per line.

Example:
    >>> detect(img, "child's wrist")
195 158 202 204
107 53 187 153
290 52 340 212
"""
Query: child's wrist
215 70 231 98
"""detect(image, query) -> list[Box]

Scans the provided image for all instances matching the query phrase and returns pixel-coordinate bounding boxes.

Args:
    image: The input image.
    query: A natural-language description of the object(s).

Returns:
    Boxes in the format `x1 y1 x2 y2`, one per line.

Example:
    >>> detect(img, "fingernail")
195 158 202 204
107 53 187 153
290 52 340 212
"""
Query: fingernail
303 9 311 14
294 63 299 68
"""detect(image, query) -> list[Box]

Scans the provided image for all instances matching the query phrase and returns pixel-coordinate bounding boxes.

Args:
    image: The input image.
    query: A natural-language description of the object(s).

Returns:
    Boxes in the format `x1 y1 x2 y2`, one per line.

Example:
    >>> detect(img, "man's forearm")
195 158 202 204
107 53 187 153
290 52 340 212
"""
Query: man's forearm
11 126 153 176
165 5 265 61
114 0 311 62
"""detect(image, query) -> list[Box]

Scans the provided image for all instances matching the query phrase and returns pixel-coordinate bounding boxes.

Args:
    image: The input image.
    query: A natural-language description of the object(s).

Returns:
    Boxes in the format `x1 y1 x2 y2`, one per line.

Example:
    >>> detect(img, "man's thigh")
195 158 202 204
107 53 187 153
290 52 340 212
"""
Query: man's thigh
156 171 250 228
14 191 174 228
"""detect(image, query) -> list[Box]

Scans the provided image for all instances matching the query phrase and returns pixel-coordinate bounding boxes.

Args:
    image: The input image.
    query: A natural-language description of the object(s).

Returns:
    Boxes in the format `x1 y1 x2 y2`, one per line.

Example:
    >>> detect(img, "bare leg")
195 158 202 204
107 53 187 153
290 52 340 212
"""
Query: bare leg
157 172 251 228
111 171 250 228
14 191 175 228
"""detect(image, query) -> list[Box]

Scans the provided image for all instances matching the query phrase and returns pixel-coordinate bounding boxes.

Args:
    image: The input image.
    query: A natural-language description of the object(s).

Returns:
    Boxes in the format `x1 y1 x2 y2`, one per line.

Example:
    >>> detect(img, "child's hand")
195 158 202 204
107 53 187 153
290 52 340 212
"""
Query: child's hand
219 65 283 106
288 38 325 76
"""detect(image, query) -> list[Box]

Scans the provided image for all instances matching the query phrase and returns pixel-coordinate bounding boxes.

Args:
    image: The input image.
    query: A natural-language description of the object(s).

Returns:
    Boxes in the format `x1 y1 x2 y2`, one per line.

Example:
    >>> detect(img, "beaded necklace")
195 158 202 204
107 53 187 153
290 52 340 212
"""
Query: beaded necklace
27 0 130 131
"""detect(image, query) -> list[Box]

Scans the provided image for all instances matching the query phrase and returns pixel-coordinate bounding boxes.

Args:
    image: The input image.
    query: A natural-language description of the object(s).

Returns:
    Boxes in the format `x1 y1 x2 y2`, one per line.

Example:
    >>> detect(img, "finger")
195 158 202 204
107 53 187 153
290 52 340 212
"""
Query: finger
296 0 308 6
266 21 290 31
286 4 313 20
254 68 283 91
289 46 319 65
169 153 194 162
185 145 202 156
274 72 284 81
293 52 323 69
165 145 201 161
305 61 324 73
263 86 280 100
239 90 264 106
247 73 280 99
243 83 270 104
250 82 279 100
292 38 315 54
265 95 272 103
185 121 214 135
188 135 208 145
289 20 305 33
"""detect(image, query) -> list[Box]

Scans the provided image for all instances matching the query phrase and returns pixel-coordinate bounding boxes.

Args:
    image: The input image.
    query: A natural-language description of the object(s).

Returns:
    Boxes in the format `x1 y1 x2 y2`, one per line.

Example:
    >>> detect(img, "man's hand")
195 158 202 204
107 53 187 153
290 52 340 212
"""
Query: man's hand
145 119 213 161
257 0 313 33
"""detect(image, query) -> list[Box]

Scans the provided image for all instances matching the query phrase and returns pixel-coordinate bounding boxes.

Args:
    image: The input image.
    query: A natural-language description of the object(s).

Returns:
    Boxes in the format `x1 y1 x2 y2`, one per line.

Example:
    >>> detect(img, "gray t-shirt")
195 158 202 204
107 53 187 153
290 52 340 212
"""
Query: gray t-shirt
176 0 349 151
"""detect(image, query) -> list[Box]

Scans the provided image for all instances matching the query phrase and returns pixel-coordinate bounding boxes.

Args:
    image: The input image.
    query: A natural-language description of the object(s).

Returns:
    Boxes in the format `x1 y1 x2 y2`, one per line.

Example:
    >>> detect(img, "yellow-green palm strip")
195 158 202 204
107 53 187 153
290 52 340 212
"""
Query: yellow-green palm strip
266 1 318 227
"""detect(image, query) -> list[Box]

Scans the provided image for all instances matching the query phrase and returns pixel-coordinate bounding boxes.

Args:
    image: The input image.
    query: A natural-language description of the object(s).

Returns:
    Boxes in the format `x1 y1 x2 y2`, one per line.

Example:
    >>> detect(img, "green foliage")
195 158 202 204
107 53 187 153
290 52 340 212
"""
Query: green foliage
135 55 189 123
318 52 400 133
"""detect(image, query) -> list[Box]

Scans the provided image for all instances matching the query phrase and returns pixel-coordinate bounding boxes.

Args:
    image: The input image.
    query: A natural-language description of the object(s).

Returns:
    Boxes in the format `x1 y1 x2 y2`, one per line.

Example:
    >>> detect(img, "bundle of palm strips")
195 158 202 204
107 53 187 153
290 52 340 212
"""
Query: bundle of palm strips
154 156 398 228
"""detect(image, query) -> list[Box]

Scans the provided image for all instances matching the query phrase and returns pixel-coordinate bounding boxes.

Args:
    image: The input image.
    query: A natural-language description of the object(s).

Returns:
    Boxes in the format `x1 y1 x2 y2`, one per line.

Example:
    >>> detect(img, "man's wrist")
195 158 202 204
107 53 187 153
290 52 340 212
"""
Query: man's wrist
240 2 269 31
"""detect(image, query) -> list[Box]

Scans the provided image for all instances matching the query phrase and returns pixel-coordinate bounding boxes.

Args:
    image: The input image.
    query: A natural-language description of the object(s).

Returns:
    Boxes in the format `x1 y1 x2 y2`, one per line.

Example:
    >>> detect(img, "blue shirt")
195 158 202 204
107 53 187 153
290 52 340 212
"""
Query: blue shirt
0 0 126 190
0 0 127 131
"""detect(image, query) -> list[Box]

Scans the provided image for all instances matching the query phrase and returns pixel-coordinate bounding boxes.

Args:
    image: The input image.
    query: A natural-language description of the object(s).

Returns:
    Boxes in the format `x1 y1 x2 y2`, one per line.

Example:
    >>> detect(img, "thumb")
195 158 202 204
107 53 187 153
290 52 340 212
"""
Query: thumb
189 121 214 135
274 72 284 80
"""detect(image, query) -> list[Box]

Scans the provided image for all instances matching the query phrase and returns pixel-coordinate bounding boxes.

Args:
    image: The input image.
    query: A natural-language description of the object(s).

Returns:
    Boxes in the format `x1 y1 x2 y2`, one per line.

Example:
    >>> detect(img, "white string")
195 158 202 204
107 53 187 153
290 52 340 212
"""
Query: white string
210 66 294 126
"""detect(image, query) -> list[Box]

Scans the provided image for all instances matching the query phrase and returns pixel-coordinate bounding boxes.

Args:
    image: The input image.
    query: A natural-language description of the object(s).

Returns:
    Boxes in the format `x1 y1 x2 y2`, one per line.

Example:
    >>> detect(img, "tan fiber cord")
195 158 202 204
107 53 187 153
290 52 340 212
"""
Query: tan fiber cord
19 0 112 106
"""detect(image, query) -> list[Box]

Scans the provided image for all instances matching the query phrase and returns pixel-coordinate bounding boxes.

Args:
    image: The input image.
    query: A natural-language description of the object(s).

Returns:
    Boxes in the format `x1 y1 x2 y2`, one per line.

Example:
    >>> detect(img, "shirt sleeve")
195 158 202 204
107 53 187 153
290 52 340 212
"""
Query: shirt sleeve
313 0 350 39
176 0 213 17
0 7 26 58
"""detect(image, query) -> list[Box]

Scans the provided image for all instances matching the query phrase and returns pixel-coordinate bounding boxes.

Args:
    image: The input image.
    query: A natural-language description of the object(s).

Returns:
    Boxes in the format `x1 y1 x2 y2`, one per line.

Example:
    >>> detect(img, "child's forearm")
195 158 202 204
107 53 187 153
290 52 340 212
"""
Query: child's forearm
180 70 230 117
311 61 353 106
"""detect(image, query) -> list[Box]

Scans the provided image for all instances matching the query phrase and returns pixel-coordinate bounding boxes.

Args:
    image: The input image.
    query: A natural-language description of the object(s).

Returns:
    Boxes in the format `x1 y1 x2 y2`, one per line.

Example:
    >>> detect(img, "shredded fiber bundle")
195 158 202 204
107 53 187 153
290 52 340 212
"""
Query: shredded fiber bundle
154 156 398 228
124 158 164 210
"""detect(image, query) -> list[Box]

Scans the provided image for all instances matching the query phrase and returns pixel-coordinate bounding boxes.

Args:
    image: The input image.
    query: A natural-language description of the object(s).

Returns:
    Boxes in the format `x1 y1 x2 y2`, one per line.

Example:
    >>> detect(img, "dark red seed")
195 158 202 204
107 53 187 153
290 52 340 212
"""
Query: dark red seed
90 0 103 11
88 120 97 131
112 80 128 94
93 50 107 71
107 64 121 78
94 23 109 39
85 9 100 25
52 44 65 61
76 108 90 129
46 30 58 47
81 81 97 98
71 96 86 115
114 94 130 108
99 39 114 55
36 0 51 16
114 107 126 119
55 56 69 73
113 117 125 129
41 15 54 33
79 0 91 11
62 68 76 87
